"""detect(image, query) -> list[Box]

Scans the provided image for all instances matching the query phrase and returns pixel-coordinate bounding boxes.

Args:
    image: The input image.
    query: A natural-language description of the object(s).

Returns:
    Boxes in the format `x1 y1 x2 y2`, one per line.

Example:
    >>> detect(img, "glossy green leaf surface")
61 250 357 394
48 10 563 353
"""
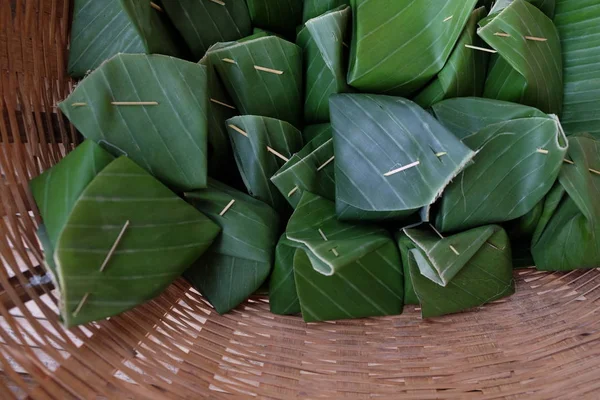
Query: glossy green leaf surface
330 94 475 221
269 235 301 315
288 193 403 322
184 179 279 313
302 0 349 22
298 6 351 123
489 0 556 18
227 115 304 212
56 157 220 327
246 0 303 38
396 234 419 305
347 0 478 96
208 36 303 128
60 54 209 191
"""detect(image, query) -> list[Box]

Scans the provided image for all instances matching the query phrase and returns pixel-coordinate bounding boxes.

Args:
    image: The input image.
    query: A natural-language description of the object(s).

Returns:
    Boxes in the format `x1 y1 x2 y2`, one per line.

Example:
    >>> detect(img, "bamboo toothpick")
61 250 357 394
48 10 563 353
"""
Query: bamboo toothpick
536 148 549 154
73 293 90 317
71 102 87 107
449 245 460 256
99 220 130 272
222 58 236 64
288 186 299 197
210 98 236 109
465 44 497 54
589 168 600 176
254 65 284 75
563 159 575 165
317 156 335 171
384 161 420 177
229 124 248 137
150 2 163 12
209 0 225 5
443 15 453 22
219 199 236 216
331 248 339 257
430 224 444 240
435 152 447 157
342 42 349 48
318 228 328 241
111 102 159 106
267 146 289 162
525 36 548 42
494 32 511 37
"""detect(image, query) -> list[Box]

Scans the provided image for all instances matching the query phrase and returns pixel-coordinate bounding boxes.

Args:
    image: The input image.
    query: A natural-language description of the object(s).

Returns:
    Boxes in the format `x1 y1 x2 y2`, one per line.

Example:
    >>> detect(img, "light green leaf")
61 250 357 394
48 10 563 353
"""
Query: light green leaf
208 36 303 128
269 235 301 315
298 6 351 123
346 0 478 96
245 0 303 38
226 115 304 212
330 94 475 221
60 54 210 191
36 225 59 289
303 0 349 23
55 157 220 327
184 179 279 313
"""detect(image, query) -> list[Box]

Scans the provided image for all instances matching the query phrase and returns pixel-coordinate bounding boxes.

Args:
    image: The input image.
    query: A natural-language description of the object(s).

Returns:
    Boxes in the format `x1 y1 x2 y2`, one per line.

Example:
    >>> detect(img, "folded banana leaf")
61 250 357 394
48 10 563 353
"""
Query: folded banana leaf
554 0 600 137
504 201 543 268
489 0 556 18
269 235 301 315
60 54 210 191
303 123 331 143
287 192 403 322
346 0 478 96
396 234 419 305
478 0 563 115
32 155 220 327
226 115 304 212
400 225 514 318
413 7 489 108
68 0 183 78
532 134 600 271
245 0 303 38
184 179 279 314
330 94 475 222
298 6 351 123
207 36 303 128
271 129 335 208
161 0 252 60
302 0 349 22
435 114 568 233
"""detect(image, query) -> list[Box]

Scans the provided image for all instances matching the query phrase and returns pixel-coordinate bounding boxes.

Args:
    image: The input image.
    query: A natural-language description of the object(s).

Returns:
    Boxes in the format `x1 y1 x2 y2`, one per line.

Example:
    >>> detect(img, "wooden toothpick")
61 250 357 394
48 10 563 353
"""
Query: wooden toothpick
384 161 420 177
222 58 236 64
589 168 600 176
99 220 130 272
111 102 159 106
435 152 447 157
331 248 339 257
465 44 497 54
494 32 511 37
317 156 335 171
209 0 225 5
267 146 289 162
563 159 575 165
429 224 444 240
254 65 284 75
229 124 248 137
443 15 453 22
150 2 163 12
288 186 299 197
210 98 236 110
219 199 236 216
318 228 328 241
73 293 90 317
449 245 460 256
536 148 549 154
525 36 548 42
71 102 87 107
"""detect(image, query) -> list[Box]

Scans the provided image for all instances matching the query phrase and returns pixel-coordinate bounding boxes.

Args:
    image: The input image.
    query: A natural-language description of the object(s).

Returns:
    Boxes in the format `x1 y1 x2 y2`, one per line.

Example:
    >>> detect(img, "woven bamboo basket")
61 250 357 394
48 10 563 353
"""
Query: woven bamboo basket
2 1 600 398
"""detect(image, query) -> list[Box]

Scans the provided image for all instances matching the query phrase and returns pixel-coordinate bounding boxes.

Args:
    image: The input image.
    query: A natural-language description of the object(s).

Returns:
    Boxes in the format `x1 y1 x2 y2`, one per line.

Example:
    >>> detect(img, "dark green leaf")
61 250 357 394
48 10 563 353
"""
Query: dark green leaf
303 123 332 143
269 235 301 315
246 0 303 38
302 0 349 23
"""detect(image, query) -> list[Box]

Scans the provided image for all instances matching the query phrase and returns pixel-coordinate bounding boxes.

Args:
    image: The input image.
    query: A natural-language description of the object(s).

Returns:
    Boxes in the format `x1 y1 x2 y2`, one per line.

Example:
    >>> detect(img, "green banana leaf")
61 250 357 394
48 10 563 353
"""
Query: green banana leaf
402 225 514 318
532 134 600 271
478 0 563 115
297 6 351 123
245 0 303 38
60 54 210 191
302 0 349 22
207 36 303 128
161 0 252 60
346 0 478 96
184 179 279 314
53 156 220 327
36 225 59 289
554 0 600 137
330 94 475 221
413 7 489 108
396 234 419 305
287 192 403 322
269 235 301 315
504 200 544 268
476 0 495 9
68 0 183 78
435 115 568 233
489 0 555 18
271 129 335 208
226 115 304 212
303 123 331 143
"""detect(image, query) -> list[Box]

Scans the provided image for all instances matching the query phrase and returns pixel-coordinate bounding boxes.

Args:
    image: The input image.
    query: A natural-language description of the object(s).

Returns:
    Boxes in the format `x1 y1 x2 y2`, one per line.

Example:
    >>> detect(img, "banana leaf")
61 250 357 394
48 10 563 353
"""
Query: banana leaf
532 134 600 271
36 225 59 288
401 225 514 318
207 36 303 128
50 156 220 327
68 0 184 78
287 192 403 322
184 179 279 313
346 0 478 96
478 0 563 115
269 235 301 315
226 115 304 212
504 200 544 268
396 234 419 305
489 0 556 18
303 123 331 143
297 6 351 123
413 7 489 109
60 54 210 191
330 94 475 222
161 0 252 60
554 0 600 137
245 0 303 38
271 129 335 208
435 115 568 233
303 0 349 23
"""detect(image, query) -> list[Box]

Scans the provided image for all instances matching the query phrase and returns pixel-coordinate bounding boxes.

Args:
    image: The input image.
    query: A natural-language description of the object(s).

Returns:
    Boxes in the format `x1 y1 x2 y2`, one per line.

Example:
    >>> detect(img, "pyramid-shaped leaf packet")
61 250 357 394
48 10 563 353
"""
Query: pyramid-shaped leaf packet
287 192 403 322
184 179 279 313
532 135 600 271
226 115 304 212
478 0 563 115
413 7 489 108
302 0 349 23
60 54 209 191
330 94 475 222
399 225 514 318
246 0 303 38
271 128 335 208
269 235 301 315
162 0 252 60
68 0 183 78
346 0 478 96
297 6 351 123
32 154 220 327
207 36 303 128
